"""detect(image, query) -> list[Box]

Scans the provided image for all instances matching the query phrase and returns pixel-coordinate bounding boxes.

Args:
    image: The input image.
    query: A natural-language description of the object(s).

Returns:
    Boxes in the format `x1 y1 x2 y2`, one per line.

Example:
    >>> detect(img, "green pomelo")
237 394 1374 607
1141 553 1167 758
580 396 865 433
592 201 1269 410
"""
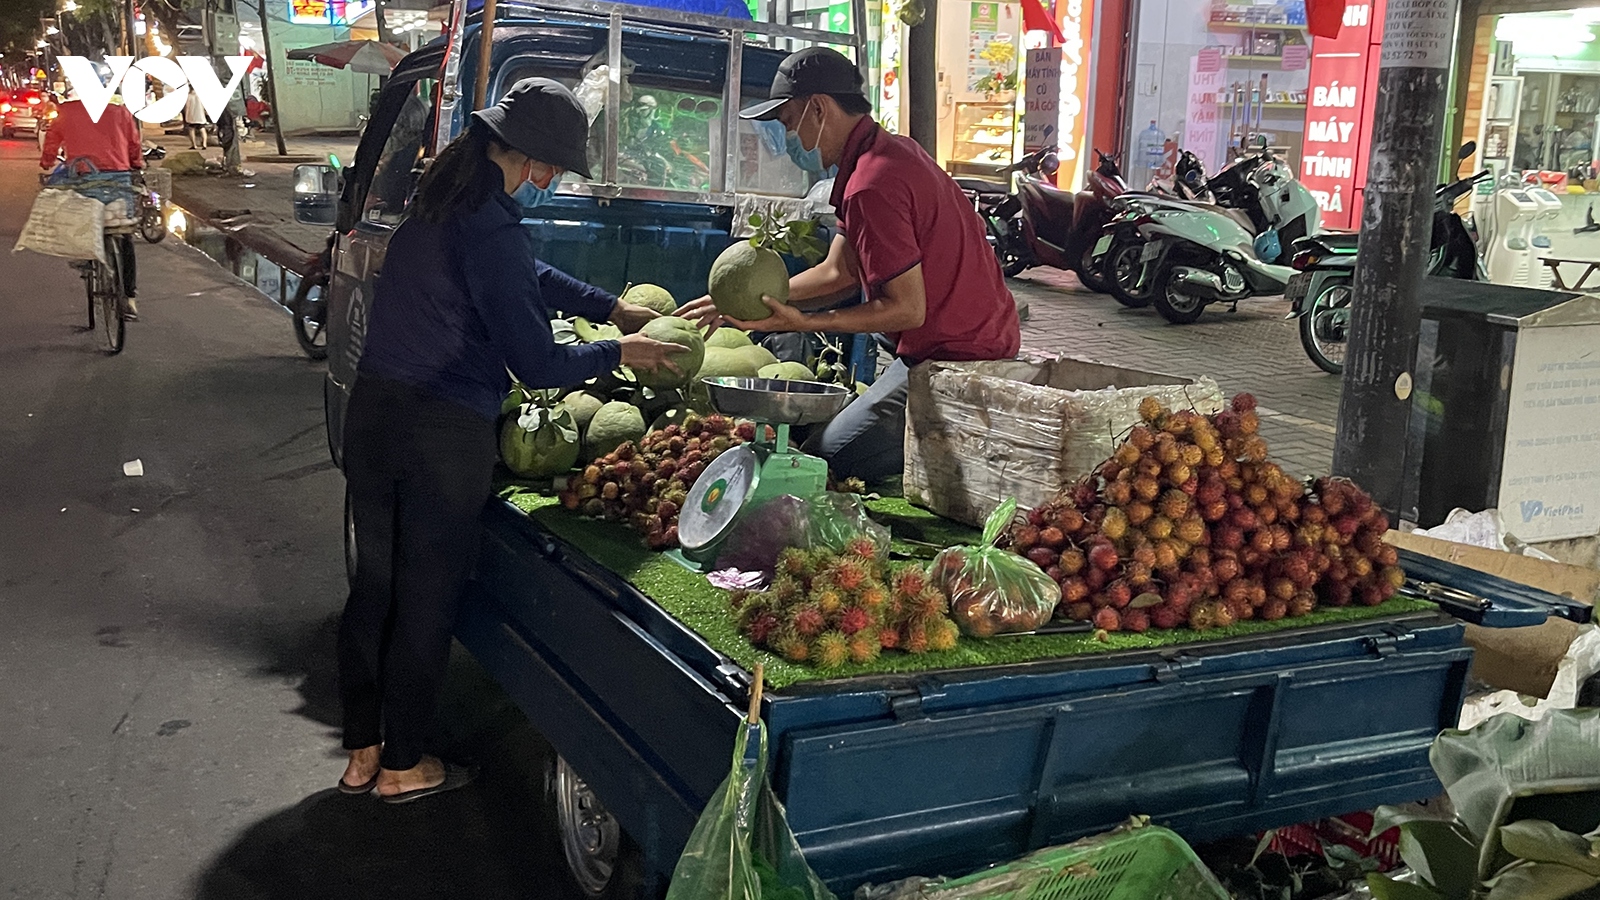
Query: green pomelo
735 344 779 371
758 361 816 381
500 405 581 479
635 316 705 390
698 347 764 380
708 241 789 322
704 328 754 350
559 391 606 441
621 283 678 315
585 401 646 458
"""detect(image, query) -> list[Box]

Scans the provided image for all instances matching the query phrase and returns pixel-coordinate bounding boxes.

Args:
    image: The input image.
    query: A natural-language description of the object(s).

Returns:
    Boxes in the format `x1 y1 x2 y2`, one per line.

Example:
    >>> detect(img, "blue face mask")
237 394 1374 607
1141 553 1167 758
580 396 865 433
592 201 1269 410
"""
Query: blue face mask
513 170 561 208
785 101 828 175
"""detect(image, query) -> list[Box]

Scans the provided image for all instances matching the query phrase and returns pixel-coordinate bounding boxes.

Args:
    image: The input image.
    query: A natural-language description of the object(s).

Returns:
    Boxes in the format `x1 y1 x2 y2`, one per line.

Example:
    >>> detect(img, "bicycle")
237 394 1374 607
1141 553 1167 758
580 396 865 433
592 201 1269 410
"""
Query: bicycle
71 223 133 355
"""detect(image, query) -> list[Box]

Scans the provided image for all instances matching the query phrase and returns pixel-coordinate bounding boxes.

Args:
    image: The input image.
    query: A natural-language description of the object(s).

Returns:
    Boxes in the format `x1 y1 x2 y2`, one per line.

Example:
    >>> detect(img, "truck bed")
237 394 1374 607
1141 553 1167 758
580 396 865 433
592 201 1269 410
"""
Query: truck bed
458 499 1476 890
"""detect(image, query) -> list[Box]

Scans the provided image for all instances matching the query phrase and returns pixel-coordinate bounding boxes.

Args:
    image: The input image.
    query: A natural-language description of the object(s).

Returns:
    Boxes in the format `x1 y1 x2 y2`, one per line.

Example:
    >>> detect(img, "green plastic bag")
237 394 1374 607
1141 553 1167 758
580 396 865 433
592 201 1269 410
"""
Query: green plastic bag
664 703 835 900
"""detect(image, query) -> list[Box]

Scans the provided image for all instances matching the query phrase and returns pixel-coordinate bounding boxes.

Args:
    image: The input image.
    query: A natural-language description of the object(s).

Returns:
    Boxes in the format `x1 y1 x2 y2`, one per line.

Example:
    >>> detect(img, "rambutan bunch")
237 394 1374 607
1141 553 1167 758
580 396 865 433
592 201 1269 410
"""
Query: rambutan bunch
734 534 955 669
1011 391 1407 633
561 414 752 550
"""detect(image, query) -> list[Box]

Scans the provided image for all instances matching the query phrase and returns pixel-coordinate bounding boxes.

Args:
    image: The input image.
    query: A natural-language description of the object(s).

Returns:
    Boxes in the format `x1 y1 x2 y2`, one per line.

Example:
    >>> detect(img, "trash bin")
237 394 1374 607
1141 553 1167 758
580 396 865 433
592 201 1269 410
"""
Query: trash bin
1406 278 1600 541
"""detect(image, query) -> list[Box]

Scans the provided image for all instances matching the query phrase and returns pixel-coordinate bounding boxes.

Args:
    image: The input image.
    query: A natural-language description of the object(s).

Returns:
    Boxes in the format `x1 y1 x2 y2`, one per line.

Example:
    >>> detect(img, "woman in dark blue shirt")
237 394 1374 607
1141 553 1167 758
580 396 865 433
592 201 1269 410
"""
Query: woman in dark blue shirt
336 78 684 803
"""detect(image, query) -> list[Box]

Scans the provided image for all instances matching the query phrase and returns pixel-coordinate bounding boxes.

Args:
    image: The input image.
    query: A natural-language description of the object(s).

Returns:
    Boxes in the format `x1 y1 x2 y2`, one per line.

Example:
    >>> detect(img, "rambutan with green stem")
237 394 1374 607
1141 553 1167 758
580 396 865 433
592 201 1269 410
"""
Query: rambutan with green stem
926 618 960 652
910 586 949 619
790 603 825 638
843 535 880 561
827 557 870 592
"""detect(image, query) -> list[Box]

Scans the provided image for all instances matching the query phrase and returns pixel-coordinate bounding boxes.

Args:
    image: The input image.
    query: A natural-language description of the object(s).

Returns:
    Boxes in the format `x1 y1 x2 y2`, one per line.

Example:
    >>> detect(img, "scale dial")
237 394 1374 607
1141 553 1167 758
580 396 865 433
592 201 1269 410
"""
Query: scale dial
678 445 760 553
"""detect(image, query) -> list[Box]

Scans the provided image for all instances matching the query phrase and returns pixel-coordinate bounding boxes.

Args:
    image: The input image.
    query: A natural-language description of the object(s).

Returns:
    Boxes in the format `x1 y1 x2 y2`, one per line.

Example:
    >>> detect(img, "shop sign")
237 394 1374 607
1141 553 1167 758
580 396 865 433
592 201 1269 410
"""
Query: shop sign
1300 0 1385 229
1023 47 1061 151
1183 56 1221 174
1052 0 1093 188
289 0 375 26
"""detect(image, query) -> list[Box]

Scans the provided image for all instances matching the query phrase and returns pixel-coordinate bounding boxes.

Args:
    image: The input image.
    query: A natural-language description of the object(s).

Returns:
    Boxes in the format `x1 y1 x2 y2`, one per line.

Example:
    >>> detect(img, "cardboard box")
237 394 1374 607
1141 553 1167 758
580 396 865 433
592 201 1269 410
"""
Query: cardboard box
1388 530 1600 698
903 356 1223 526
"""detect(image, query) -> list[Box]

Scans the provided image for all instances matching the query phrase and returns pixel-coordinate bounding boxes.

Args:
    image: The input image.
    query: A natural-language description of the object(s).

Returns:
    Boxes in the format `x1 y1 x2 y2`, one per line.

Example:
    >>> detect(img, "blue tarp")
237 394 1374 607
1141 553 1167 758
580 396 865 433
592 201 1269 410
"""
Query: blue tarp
465 0 753 19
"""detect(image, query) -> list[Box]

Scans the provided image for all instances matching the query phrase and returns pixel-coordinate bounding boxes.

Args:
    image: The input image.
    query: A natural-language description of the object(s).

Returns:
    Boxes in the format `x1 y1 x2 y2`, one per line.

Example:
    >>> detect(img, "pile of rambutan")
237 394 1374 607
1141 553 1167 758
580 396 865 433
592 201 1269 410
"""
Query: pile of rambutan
733 537 960 669
559 413 753 550
1007 393 1404 633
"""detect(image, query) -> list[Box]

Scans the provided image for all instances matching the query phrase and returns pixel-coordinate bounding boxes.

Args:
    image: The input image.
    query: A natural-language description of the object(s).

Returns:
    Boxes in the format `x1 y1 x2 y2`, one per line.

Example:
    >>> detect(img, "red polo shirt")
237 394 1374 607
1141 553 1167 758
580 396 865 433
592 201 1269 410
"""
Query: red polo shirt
829 117 1020 363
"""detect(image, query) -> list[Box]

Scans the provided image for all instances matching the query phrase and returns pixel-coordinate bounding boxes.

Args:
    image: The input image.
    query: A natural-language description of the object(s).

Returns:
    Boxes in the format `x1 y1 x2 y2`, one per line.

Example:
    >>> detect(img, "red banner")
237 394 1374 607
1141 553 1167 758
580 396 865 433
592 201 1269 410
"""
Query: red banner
1300 0 1385 229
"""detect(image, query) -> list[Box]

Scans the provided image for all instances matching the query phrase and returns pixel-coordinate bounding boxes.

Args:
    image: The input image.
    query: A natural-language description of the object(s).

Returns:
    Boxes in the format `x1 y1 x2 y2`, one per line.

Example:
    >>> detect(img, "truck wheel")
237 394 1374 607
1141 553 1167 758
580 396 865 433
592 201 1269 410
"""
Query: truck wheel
547 755 648 900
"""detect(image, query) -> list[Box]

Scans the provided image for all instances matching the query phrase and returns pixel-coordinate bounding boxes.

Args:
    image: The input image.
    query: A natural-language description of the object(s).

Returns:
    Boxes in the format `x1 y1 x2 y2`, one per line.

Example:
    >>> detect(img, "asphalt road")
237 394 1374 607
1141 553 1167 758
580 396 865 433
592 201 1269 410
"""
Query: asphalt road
0 139 560 899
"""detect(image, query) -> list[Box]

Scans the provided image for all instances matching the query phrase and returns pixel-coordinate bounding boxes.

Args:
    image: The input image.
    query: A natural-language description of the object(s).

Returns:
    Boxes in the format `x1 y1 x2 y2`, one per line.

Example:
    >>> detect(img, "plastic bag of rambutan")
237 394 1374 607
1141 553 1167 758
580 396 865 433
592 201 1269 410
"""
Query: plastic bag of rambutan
931 497 1061 637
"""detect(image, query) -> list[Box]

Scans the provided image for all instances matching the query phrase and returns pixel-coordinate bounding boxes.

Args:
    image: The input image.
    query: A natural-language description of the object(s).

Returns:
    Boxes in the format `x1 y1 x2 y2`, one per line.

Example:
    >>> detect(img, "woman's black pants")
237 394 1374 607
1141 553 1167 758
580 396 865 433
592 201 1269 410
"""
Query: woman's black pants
337 375 496 771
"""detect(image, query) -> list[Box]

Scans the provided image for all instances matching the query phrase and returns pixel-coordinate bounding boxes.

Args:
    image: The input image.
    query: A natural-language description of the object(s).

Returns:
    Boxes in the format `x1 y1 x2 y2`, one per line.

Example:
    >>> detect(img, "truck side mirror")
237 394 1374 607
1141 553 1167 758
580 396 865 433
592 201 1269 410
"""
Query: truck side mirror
293 163 340 226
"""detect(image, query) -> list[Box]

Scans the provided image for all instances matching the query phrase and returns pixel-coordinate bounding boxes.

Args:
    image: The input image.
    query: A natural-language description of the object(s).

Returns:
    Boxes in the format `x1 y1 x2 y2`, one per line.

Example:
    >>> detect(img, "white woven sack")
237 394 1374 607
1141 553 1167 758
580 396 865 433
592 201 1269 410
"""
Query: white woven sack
13 188 106 263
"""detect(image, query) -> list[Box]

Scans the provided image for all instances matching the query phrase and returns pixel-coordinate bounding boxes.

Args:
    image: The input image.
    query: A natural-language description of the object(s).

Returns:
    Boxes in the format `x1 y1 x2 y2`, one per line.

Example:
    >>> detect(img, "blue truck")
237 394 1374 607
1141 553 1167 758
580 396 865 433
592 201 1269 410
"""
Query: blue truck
293 3 1588 897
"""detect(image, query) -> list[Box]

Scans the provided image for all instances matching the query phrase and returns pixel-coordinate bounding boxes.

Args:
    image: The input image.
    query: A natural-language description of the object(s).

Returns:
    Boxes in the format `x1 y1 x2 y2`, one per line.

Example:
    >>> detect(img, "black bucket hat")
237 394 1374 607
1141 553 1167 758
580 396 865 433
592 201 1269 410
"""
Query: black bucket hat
472 77 593 179
740 47 865 121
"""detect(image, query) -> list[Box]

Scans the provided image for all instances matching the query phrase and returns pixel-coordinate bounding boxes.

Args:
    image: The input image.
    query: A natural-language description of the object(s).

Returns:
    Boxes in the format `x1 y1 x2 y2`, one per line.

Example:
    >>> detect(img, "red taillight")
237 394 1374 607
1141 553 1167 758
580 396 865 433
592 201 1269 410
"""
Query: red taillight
1290 250 1322 270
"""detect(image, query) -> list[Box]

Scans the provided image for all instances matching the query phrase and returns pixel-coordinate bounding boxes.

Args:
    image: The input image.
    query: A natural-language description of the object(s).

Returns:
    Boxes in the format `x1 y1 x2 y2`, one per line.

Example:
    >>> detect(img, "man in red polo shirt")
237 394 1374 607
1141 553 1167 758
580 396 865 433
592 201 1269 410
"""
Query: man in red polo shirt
41 94 145 319
682 47 1020 482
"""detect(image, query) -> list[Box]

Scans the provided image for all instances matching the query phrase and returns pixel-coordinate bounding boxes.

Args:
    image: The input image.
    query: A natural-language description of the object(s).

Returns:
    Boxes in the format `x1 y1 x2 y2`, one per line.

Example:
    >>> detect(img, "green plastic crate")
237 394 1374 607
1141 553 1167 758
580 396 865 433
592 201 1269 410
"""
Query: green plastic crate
922 824 1230 900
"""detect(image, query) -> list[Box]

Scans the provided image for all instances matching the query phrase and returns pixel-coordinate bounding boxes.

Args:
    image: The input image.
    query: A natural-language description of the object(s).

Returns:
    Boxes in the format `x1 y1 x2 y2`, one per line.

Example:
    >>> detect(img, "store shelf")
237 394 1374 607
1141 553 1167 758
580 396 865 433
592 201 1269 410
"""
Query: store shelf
1208 20 1308 31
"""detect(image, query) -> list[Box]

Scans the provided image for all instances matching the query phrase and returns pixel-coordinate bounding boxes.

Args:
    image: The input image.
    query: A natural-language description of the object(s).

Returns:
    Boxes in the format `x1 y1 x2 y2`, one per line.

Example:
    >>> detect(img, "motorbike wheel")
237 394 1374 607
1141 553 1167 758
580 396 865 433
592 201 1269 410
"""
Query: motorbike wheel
1074 244 1111 293
1152 267 1209 325
1105 239 1154 308
996 238 1030 278
1299 278 1351 375
139 208 167 244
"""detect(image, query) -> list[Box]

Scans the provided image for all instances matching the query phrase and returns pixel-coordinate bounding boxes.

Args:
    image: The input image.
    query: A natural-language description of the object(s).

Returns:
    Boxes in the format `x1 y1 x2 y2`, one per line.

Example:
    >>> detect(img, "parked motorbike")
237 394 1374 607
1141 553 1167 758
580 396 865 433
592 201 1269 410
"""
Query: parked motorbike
1100 139 1320 324
957 147 1130 290
1287 144 1488 374
1091 150 1220 307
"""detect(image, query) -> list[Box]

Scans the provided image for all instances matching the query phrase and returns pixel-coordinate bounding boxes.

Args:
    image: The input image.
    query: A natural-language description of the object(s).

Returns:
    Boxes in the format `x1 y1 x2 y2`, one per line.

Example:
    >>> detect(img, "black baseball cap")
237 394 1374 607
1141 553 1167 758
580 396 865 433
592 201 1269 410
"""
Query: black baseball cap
739 47 865 121
472 77 593 179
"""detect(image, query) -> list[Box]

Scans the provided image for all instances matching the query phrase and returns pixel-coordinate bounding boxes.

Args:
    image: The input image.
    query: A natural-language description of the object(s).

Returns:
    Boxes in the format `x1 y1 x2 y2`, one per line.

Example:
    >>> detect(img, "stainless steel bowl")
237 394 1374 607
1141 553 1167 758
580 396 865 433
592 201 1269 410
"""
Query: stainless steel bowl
701 377 852 426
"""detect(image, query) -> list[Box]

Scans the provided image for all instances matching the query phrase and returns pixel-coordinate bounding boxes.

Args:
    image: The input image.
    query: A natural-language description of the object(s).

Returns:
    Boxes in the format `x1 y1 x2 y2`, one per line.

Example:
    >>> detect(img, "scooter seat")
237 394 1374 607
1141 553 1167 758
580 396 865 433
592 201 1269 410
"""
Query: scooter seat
953 176 1011 196
1312 230 1361 250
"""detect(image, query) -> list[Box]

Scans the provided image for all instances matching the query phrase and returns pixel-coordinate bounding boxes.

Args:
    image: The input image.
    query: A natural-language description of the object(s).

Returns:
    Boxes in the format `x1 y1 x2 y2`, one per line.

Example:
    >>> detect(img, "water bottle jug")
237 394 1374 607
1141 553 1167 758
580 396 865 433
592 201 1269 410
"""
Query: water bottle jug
1138 121 1166 187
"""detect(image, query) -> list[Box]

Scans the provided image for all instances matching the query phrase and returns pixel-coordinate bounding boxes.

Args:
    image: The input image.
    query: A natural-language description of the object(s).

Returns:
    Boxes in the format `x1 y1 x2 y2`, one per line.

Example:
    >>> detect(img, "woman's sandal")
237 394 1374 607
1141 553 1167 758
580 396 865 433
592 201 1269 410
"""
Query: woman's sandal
379 763 476 805
337 771 380 795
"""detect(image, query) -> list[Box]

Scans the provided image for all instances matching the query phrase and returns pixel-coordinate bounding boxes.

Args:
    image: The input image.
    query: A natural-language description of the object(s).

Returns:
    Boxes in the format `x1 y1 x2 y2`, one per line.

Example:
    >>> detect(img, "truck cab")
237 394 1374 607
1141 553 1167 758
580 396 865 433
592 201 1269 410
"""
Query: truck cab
300 0 857 471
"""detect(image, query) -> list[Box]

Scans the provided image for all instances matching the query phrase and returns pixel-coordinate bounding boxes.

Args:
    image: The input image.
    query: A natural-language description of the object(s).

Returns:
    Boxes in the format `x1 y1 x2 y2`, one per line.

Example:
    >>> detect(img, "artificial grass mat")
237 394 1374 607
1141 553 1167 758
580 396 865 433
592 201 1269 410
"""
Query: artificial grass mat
498 487 1436 690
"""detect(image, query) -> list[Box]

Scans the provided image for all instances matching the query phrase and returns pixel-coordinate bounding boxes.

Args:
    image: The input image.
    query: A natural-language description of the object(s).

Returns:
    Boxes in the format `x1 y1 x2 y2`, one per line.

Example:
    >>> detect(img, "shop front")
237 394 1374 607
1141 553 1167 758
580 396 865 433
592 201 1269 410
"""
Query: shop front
1122 0 1315 191
1460 5 1600 270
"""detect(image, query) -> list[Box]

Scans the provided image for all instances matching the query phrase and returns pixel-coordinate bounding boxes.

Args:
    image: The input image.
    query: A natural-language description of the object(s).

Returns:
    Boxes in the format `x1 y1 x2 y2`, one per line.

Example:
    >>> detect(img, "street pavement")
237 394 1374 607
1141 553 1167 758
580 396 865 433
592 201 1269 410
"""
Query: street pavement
0 137 563 900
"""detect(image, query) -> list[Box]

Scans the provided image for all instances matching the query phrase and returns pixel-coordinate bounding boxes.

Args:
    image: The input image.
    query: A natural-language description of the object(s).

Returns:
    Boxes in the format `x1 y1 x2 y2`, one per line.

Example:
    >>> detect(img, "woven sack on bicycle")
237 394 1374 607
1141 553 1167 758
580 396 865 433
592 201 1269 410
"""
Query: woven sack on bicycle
45 158 138 227
13 188 107 263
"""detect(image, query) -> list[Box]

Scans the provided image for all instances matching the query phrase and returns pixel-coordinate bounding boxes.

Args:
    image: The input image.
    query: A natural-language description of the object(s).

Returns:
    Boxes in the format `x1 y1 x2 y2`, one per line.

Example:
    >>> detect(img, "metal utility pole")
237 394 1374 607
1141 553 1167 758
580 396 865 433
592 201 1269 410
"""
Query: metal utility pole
1332 0 1461 520
906 2 937 156
255 0 288 155
126 0 138 55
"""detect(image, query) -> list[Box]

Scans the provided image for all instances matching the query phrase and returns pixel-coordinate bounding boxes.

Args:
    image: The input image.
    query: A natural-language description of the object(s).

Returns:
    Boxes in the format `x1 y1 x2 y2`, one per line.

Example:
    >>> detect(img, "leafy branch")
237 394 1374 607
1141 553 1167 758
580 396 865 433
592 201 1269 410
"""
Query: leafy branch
747 205 827 266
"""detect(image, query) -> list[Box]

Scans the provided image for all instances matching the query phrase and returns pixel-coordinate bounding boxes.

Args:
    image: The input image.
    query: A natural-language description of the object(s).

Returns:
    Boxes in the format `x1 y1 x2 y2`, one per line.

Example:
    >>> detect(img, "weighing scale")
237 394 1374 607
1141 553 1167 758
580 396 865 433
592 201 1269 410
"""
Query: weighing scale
674 377 852 570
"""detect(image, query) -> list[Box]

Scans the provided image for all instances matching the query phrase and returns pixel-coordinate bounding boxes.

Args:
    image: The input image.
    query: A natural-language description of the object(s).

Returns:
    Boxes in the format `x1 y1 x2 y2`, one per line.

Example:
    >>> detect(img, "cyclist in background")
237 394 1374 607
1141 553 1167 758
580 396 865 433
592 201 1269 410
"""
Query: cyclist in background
40 94 144 320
